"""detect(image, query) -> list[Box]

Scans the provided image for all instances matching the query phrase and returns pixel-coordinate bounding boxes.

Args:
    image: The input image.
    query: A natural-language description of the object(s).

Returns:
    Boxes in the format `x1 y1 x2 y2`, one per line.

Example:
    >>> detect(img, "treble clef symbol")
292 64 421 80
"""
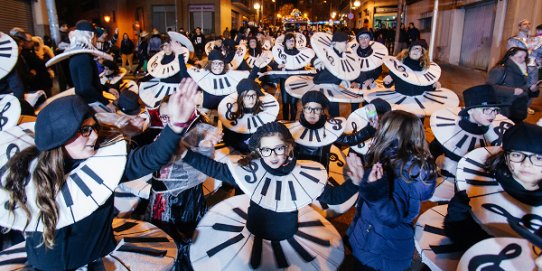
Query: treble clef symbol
491 122 513 146
468 243 522 271
278 49 286 61
242 162 259 183
0 101 11 131
328 118 343 130
325 50 335 66
225 102 238 125
329 153 344 167
0 143 21 182
393 60 409 78
351 122 358 133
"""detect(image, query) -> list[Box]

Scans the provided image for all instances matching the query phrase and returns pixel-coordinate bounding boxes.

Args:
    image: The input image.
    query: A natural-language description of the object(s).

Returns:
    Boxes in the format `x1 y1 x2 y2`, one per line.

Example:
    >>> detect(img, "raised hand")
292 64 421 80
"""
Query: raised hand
346 153 364 185
167 78 199 133
367 163 383 183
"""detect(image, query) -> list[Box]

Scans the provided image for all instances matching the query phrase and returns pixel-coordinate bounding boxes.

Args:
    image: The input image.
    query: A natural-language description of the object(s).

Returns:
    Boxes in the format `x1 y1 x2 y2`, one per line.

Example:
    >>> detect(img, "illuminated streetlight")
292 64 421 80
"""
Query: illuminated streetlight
254 3 261 10
331 12 336 19
354 0 360 7
277 14 282 18
103 15 111 23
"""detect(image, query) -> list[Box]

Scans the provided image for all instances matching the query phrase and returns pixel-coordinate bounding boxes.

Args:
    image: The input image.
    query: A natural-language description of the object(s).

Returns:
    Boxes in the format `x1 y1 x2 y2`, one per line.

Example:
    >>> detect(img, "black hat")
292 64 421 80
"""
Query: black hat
410 39 428 50
117 90 142 115
236 79 263 96
503 123 542 155
248 122 294 152
355 28 373 40
102 60 119 72
301 91 329 108
369 98 391 115
462 85 507 111
35 96 91 151
75 20 94 32
207 49 224 61
332 31 349 42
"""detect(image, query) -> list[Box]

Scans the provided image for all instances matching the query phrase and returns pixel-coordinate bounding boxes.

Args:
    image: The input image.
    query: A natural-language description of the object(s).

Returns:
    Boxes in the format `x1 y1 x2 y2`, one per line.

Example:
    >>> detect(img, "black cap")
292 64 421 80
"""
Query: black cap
410 39 428 50
207 49 224 61
332 31 349 42
248 122 294 152
356 28 373 40
369 98 391 115
503 123 542 155
301 91 329 108
117 90 142 115
236 79 263 96
35 96 91 151
75 20 94 32
462 85 507 111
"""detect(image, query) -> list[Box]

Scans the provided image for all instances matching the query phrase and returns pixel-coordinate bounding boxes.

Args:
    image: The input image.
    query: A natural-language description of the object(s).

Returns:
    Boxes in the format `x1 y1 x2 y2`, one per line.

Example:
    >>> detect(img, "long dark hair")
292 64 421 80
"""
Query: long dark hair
282 33 296 48
232 90 263 120
366 110 436 183
496 47 528 66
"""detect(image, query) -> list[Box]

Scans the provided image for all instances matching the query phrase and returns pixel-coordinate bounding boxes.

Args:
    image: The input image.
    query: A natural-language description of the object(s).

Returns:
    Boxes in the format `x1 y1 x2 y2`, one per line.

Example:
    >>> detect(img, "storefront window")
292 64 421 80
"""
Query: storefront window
189 5 215 35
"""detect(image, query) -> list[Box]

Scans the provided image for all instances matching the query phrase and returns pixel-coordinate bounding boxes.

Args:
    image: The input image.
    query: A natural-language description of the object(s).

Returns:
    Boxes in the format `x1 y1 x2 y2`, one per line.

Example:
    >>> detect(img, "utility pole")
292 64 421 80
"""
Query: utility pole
45 0 61 46
428 0 439 61
393 0 405 55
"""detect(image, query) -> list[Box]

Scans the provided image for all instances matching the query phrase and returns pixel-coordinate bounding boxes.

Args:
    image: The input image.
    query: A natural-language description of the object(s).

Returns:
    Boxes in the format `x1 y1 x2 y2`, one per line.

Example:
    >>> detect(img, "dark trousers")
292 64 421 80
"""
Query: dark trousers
280 78 298 120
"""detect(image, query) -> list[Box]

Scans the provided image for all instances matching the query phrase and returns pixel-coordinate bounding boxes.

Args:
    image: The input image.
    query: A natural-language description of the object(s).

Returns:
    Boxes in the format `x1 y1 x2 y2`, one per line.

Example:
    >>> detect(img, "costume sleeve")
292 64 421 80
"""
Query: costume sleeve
317 178 359 205
71 55 108 104
183 149 236 185
178 54 190 78
123 126 183 180
249 65 260 80
6 69 25 99
335 125 376 146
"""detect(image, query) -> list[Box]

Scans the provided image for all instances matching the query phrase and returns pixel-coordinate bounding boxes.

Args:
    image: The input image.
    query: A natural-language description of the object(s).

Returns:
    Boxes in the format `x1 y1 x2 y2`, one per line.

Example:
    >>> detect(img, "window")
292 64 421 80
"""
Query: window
152 5 176 33
232 11 239 30
189 5 215 35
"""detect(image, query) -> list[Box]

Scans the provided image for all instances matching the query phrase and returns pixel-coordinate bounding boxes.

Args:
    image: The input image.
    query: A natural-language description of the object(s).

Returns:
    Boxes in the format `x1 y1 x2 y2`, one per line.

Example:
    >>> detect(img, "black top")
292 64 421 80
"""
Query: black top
69 54 109 104
120 39 135 55
26 126 183 270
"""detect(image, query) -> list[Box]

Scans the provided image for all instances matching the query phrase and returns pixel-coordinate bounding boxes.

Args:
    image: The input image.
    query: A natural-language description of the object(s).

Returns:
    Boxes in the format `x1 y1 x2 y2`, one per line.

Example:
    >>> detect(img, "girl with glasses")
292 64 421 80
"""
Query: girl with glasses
0 81 198 270
428 85 512 201
180 121 344 270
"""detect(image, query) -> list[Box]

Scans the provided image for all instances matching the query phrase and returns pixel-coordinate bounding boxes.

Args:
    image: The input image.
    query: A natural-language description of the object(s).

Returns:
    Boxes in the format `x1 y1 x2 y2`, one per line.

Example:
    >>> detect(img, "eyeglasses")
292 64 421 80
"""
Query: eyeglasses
507 151 542 167
79 124 99 137
258 145 287 157
243 94 257 100
211 61 224 66
159 115 169 122
303 106 323 115
481 107 500 116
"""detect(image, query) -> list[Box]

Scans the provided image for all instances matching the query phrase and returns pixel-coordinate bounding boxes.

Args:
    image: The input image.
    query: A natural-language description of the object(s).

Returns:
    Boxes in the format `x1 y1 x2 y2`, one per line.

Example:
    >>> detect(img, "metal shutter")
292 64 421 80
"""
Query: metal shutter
0 0 33 34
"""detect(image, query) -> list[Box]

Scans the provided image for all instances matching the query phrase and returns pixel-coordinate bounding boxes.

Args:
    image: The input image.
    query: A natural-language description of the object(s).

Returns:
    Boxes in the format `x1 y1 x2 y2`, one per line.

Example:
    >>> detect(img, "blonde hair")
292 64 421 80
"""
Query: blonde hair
396 48 431 70
68 30 95 50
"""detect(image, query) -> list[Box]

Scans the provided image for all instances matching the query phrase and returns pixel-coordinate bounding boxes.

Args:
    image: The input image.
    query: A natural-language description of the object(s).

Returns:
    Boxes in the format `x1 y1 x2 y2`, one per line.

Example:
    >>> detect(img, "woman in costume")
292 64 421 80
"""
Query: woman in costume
218 78 279 153
321 110 437 270
365 40 459 118
284 31 364 117
181 121 344 270
271 32 315 120
0 80 198 270
235 36 273 72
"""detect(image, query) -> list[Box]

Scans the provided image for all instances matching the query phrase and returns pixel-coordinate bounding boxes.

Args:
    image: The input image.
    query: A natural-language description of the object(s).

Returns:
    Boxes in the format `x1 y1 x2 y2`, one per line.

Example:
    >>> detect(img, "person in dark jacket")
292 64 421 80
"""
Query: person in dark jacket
2 80 198 270
320 110 437 270
191 27 206 60
120 33 135 73
487 47 540 121
134 31 149 74
407 22 420 46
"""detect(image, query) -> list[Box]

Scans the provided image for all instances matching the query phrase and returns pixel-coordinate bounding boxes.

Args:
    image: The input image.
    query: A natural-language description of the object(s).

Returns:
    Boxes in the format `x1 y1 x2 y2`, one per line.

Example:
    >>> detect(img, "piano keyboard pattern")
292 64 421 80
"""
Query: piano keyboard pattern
456 146 542 238
311 33 362 81
345 106 374 155
0 94 21 131
284 76 365 103
167 31 195 52
228 159 327 212
351 41 389 72
383 56 442 86
218 92 279 134
284 117 347 148
45 42 113 68
415 204 462 271
457 238 539 271
365 85 459 117
190 195 344 270
99 68 127 85
0 32 18 79
139 81 179 108
147 48 189 79
0 126 127 231
245 50 273 69
271 46 315 70
188 68 249 96
275 33 307 49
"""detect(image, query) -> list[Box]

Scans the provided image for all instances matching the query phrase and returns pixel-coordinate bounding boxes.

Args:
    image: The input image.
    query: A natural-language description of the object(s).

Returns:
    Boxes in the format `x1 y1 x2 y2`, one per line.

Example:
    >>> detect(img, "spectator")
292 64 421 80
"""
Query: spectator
191 27 206 60
120 33 135 73
407 22 420 45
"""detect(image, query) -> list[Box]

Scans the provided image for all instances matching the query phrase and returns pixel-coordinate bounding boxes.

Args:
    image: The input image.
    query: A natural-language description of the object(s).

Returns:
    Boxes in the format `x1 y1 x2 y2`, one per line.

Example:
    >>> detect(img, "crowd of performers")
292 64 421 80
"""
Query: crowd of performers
0 18 541 271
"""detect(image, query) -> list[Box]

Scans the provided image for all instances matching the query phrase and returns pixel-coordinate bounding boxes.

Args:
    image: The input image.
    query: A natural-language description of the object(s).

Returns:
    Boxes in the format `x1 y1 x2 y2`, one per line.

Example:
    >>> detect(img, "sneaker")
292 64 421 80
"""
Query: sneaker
528 108 535 115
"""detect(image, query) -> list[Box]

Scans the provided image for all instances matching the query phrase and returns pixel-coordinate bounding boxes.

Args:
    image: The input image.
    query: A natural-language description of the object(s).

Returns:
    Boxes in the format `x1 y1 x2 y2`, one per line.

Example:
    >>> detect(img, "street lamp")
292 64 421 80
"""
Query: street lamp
354 0 360 7
254 3 261 24
103 15 111 23
331 12 337 19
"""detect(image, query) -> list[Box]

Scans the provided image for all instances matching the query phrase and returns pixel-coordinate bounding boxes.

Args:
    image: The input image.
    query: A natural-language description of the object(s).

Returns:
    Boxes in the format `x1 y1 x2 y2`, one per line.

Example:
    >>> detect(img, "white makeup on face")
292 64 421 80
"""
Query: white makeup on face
507 151 542 190
468 107 498 127
259 135 289 169
64 118 98 160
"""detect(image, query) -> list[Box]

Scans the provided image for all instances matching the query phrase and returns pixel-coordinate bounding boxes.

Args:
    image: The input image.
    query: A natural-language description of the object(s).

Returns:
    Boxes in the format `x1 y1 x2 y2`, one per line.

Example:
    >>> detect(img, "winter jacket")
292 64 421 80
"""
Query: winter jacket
120 38 135 55
69 53 109 105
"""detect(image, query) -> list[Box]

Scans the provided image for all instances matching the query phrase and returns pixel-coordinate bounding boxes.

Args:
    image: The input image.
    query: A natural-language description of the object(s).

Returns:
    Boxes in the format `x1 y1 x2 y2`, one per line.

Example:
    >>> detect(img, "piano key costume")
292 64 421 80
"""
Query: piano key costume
182 122 344 270
218 79 279 153
429 85 512 201
365 40 459 117
0 95 193 270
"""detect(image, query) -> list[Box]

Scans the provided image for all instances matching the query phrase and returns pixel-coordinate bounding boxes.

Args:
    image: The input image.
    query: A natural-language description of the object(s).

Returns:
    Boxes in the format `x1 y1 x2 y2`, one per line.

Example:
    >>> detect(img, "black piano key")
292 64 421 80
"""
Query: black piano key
465 179 498 186
395 97 407 104
340 60 347 72
295 231 330 246
426 92 447 99
455 134 469 149
0 53 10 58
317 37 331 47
423 94 445 105
360 59 365 69
261 177 272 196
309 129 314 142
124 237 169 243
479 138 486 147
60 183 74 207
423 224 446 236
0 46 11 51
298 220 324 227
314 129 321 142
219 78 224 89
287 237 315 262
275 181 282 201
262 101 277 108
143 83 159 90
206 233 244 257
300 165 322 171
373 52 384 59
250 236 263 269
113 221 138 232
233 207 248 220
224 77 231 88
0 40 11 46
271 241 289 268
326 89 334 97
414 98 425 109
463 167 493 178
288 181 297 201
212 223 244 232
290 82 309 90
429 243 462 254
81 165 111 191
376 91 395 96
154 85 165 98
465 158 485 169
71 173 98 204
299 171 320 183
213 78 218 89
436 123 456 127
468 137 478 151
300 128 309 140
436 115 455 122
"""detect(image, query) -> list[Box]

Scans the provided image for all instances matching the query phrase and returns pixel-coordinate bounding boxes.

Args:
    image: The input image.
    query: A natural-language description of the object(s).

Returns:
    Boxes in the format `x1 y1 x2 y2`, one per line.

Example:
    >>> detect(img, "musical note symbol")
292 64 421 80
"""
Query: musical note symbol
392 60 409 78
329 153 344 167
0 143 21 182
278 49 286 61
325 50 335 66
225 102 238 125
482 203 542 232
328 118 343 130
351 122 358 133
242 162 259 183
491 122 513 146
467 243 522 271
0 101 12 131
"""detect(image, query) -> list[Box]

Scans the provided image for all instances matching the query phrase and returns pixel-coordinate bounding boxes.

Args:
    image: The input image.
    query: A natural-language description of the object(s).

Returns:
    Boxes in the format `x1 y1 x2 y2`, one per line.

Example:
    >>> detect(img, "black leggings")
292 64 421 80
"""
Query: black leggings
280 77 298 121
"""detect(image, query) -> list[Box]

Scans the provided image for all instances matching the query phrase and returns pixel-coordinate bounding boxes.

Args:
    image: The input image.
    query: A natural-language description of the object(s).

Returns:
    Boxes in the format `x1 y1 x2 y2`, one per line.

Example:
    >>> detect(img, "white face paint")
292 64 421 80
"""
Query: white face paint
506 150 542 190
242 90 257 109
210 60 225 74
409 45 423 60
468 107 499 126
258 135 290 169
302 102 323 124
64 118 98 159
